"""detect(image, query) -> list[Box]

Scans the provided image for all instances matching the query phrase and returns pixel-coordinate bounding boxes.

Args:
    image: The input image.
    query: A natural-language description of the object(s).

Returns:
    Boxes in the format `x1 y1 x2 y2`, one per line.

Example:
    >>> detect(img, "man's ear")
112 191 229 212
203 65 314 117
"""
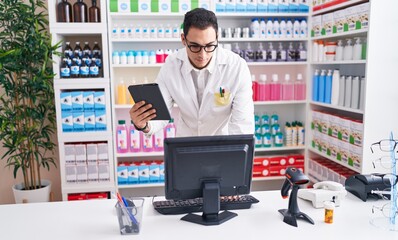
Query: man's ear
181 33 185 46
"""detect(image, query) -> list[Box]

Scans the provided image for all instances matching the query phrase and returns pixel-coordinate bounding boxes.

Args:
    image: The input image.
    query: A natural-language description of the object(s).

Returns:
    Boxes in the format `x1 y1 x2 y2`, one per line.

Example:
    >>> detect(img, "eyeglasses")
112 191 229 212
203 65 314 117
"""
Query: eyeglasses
370 139 398 153
372 202 398 218
184 38 218 53
372 156 398 169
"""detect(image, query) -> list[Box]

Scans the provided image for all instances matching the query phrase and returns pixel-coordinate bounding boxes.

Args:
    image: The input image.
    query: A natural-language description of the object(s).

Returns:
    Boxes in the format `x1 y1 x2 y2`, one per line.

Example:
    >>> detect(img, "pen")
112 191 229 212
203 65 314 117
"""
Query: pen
219 87 224 98
116 192 139 226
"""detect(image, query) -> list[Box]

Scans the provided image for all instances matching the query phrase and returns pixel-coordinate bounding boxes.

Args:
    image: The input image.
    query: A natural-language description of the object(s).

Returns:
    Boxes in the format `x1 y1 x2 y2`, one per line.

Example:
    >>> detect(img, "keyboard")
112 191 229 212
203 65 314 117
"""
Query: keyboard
153 195 260 215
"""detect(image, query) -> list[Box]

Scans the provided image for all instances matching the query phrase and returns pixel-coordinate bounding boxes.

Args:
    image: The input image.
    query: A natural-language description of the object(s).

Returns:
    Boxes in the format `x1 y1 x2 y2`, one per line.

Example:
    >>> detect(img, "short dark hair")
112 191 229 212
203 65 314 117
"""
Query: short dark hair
183 8 218 37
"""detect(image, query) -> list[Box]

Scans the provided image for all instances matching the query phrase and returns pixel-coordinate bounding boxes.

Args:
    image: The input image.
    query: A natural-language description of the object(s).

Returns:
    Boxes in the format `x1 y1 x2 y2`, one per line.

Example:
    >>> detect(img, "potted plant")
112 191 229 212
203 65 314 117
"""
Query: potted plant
0 0 60 203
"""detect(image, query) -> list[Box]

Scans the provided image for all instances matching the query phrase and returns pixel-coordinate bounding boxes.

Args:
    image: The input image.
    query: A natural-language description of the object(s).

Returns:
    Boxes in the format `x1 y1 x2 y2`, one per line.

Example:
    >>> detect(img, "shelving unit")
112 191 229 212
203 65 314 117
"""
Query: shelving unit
48 0 115 200
306 0 378 182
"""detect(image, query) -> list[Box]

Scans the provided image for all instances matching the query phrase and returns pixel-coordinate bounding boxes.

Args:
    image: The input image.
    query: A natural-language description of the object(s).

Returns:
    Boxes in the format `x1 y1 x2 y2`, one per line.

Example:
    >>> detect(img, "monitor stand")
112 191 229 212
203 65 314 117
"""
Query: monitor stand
181 180 237 226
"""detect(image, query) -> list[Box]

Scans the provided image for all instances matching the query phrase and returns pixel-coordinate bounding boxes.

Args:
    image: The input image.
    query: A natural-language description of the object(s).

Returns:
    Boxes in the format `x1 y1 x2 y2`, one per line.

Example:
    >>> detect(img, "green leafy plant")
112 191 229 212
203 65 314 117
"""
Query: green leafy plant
0 0 60 190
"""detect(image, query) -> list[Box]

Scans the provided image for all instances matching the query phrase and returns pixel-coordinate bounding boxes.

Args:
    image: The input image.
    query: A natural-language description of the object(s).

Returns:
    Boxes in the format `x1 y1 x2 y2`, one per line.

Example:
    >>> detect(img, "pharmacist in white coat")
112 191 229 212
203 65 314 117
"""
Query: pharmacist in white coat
129 8 254 137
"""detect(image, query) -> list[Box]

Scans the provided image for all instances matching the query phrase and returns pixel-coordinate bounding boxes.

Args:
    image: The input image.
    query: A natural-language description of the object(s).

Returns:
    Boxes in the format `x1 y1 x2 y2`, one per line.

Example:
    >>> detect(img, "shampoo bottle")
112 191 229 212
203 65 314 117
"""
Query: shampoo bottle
324 69 333 104
331 69 340 105
282 73 294 100
318 69 326 103
343 39 353 61
312 69 320 101
344 75 352 108
294 73 306 100
270 74 281 101
335 40 344 61
353 37 362 60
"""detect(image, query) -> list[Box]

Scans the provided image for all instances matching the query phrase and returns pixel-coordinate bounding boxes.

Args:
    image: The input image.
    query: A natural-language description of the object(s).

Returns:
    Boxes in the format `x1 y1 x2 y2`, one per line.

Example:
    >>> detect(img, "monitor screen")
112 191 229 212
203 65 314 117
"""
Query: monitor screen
164 134 255 225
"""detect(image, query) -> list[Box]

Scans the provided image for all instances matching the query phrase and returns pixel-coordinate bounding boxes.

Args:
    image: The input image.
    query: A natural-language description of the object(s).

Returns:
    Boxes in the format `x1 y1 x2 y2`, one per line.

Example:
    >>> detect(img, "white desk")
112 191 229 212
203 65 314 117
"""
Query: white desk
0 191 397 240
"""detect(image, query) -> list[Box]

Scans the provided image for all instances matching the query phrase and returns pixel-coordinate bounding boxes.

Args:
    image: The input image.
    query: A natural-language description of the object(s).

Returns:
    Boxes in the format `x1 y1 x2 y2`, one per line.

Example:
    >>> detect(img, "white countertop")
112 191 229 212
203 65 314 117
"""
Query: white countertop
0 190 397 240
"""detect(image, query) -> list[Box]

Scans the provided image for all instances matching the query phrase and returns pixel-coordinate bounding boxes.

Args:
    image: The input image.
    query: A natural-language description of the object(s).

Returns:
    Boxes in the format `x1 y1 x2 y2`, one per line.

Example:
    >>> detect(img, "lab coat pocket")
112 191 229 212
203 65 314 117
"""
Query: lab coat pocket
214 91 231 106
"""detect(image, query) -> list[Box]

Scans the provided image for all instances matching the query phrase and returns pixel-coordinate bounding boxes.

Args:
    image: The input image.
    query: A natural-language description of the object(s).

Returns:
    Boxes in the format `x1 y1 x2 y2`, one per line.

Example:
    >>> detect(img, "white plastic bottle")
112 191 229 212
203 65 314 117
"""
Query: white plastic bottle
127 51 134 65
331 69 340 105
250 18 260 38
135 24 142 38
338 75 346 106
256 42 267 62
318 40 324 62
112 51 120 64
112 24 119 39
172 24 180 38
293 18 300 39
286 19 293 38
120 51 127 64
335 40 344 61
300 19 307 38
273 18 279 38
266 18 273 39
279 18 287 38
120 24 127 38
260 18 266 39
165 24 172 38
150 24 157 38
353 37 362 60
343 39 353 61
344 75 352 108
142 24 150 38
267 42 277 62
158 24 165 38
312 40 319 62
135 51 142 64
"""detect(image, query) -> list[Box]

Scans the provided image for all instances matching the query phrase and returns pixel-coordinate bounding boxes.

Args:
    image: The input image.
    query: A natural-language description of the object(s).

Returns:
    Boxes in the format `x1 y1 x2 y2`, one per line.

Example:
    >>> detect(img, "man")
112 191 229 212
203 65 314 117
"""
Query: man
129 8 254 137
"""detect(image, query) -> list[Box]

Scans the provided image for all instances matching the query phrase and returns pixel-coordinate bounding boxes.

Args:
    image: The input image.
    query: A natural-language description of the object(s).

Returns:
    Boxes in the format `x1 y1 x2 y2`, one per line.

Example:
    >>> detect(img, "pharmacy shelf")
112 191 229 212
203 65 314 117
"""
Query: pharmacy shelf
311 28 368 41
255 146 305 152
116 151 164 158
310 60 367 65
50 23 107 34
62 183 116 194
58 131 113 143
109 12 309 19
310 101 364 115
111 38 181 43
118 183 164 189
111 62 307 69
55 78 110 86
220 37 309 42
255 100 306 106
308 148 360 173
252 176 284 181
312 0 368 15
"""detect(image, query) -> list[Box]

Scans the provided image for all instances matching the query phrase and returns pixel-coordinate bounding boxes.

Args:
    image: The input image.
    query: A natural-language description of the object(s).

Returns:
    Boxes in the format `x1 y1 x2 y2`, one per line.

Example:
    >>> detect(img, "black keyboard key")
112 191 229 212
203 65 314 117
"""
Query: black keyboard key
153 195 259 215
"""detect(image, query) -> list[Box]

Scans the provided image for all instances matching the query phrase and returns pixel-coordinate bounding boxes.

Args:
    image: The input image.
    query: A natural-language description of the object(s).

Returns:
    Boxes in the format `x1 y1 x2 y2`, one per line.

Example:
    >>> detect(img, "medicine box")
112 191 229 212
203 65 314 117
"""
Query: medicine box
246 0 256 12
257 0 268 12
345 5 359 31
322 12 334 36
349 120 363 147
61 111 73 132
149 162 160 182
87 164 99 182
86 144 98 164
158 0 171 12
84 111 95 131
333 9 346 33
235 0 246 12
289 0 299 12
65 165 77 183
298 0 308 13
75 144 87 164
97 143 109 162
128 163 139 184
117 163 128 184
76 164 88 183
214 0 226 12
83 91 94 111
225 0 236 12
179 0 191 12
138 163 150 183
138 0 151 13
64 144 76 165
60 92 72 112
311 15 322 37
71 91 83 112
94 91 105 111
357 2 369 29
98 162 110 182
73 111 84 132
159 161 165 181
278 0 289 12
95 110 107 131
268 0 278 13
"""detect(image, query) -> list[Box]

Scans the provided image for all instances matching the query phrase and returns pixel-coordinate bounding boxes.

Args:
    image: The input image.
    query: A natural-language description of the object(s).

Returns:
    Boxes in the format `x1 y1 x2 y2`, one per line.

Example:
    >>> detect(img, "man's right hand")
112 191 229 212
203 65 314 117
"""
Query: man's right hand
129 101 157 130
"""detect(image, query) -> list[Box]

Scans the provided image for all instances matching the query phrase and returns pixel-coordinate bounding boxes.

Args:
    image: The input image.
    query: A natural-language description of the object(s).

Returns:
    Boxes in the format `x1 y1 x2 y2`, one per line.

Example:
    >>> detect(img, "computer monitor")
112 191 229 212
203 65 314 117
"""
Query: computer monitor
164 134 255 226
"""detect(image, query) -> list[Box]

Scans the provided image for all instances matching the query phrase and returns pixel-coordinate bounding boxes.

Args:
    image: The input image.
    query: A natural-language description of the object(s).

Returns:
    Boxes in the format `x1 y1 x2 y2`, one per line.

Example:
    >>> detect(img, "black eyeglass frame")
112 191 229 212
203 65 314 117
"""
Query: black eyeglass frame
370 139 398 153
184 37 218 53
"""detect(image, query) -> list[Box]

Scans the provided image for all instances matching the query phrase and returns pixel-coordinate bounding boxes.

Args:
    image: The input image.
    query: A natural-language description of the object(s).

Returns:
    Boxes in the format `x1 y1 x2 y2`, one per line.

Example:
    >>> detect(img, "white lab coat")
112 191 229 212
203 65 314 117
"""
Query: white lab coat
147 46 254 137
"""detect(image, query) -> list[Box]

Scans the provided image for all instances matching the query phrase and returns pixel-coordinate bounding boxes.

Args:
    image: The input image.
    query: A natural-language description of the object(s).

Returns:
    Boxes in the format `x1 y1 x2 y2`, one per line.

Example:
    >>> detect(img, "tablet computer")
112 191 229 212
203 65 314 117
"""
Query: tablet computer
128 83 171 121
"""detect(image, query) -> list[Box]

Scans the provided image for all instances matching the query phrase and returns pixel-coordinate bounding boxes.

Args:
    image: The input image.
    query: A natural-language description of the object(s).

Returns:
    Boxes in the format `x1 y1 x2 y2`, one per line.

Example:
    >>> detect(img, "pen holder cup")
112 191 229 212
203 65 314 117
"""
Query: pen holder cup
115 197 145 235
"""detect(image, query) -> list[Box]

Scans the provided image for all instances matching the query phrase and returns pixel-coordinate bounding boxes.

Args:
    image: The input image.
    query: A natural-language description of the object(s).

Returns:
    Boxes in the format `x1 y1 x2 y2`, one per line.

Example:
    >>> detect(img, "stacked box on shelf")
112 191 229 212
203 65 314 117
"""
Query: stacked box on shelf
109 0 209 13
67 192 109 201
117 160 164 185
308 157 357 185
253 154 304 178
